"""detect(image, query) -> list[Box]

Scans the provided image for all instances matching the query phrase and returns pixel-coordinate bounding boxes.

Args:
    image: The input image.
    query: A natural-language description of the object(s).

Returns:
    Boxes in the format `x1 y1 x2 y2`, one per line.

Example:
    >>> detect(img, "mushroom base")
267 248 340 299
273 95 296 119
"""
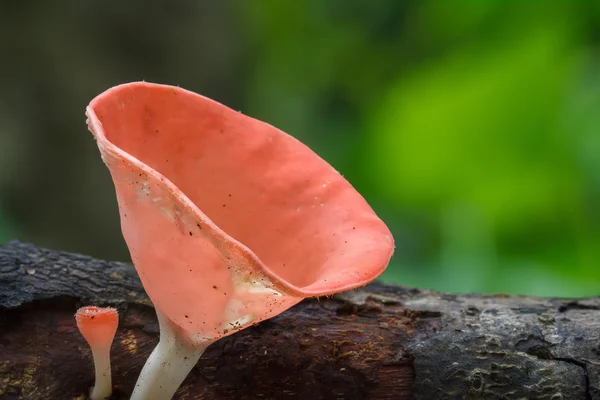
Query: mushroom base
130 310 209 400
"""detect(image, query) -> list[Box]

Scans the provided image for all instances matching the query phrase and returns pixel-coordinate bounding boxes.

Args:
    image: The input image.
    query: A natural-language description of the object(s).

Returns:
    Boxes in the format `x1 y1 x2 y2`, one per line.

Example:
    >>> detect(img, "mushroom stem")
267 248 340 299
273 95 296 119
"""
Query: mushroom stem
89 346 112 400
130 310 209 400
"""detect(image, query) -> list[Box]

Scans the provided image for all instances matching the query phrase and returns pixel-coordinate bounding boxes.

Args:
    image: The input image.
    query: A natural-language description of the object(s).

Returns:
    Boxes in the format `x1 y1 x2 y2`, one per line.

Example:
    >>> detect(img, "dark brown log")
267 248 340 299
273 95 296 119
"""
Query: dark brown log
1 240 599 400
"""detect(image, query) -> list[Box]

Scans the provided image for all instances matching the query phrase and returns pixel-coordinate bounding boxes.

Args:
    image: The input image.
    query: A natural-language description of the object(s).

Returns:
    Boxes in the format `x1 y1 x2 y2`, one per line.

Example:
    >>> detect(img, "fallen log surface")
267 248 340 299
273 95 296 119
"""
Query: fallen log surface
1 240 600 400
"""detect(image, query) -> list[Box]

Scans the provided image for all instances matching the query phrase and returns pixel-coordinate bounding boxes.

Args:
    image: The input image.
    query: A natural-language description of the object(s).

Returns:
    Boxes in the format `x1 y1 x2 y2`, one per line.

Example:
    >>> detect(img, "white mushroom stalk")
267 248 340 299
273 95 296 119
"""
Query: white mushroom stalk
130 311 209 400
75 306 119 400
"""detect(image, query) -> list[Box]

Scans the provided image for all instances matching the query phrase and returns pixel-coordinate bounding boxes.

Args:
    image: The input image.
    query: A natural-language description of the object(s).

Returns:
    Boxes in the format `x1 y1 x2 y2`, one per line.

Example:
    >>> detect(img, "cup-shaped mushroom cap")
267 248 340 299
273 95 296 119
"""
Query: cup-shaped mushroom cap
75 306 119 349
86 82 394 345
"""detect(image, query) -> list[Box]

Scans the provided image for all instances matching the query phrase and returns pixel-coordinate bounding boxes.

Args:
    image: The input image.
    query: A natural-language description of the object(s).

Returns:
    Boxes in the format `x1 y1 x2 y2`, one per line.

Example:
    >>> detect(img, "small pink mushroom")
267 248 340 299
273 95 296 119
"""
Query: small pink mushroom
75 306 119 400
86 82 394 399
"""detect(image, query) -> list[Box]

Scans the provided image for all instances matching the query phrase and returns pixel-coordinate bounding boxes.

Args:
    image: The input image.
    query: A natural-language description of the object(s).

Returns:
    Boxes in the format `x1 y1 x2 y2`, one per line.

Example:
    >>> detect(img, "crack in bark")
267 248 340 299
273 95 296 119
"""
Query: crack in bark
555 358 592 400
518 331 592 399
558 301 600 313
521 339 592 400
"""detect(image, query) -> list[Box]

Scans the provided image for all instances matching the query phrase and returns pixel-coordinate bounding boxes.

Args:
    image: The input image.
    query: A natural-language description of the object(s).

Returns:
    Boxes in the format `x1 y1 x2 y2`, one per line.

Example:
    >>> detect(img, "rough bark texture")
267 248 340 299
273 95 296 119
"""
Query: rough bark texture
1 240 599 400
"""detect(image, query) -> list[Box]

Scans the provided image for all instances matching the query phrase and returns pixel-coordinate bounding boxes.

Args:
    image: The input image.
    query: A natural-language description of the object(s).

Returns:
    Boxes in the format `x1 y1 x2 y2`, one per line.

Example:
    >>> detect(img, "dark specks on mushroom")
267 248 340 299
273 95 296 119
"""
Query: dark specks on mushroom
212 285 217 289
189 231 193 236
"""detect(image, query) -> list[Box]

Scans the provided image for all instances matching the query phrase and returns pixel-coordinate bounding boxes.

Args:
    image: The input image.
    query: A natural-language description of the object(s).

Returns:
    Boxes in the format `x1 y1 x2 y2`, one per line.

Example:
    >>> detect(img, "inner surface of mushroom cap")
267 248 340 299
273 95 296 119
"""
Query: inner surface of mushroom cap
76 306 119 348
86 82 394 344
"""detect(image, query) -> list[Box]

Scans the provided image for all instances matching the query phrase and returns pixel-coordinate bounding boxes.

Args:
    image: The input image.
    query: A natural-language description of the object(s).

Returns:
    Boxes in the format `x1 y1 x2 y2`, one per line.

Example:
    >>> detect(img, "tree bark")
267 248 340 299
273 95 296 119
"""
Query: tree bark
0 240 599 400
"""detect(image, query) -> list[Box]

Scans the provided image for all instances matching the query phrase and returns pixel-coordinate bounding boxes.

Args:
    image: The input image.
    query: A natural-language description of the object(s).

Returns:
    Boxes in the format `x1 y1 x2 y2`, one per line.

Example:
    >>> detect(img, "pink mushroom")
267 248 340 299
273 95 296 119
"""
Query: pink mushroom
75 306 119 400
86 82 394 399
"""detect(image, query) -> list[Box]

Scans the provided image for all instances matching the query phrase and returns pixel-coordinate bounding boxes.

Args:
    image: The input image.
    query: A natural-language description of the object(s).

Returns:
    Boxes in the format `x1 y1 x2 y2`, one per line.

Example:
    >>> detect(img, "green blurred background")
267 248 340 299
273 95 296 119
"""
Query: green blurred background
1 1 600 297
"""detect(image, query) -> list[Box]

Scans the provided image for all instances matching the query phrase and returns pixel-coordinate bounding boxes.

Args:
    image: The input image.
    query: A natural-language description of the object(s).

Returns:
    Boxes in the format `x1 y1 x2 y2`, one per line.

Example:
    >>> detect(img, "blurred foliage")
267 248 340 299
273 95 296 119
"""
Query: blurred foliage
1 1 600 296
0 204 17 244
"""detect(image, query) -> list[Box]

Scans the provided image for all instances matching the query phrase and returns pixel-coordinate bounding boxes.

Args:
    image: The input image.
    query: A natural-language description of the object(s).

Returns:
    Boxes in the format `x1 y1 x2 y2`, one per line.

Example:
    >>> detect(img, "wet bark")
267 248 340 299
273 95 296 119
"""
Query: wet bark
1 239 599 400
